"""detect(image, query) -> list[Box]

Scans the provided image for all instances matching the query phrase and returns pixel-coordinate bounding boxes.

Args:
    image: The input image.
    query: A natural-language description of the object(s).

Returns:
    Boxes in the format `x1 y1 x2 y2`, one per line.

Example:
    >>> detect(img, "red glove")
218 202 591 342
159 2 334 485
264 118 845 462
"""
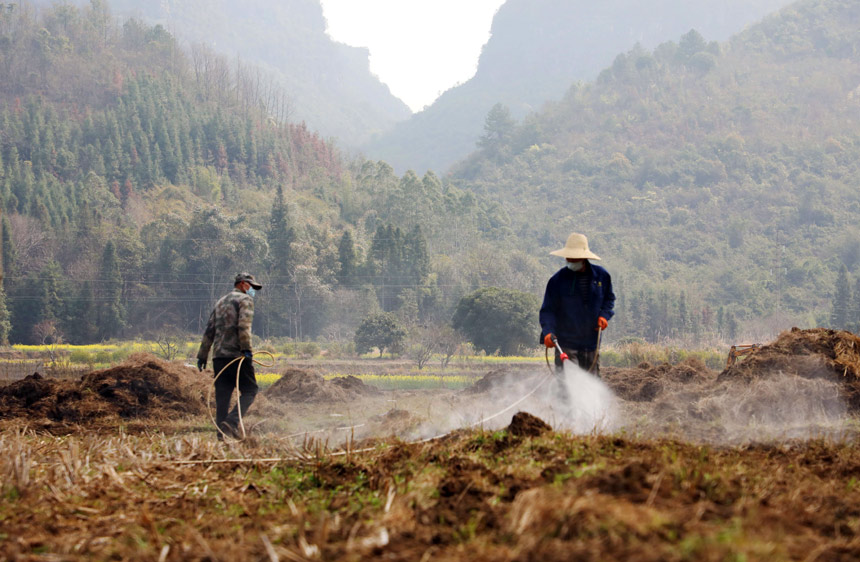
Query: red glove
597 317 608 331
544 334 555 348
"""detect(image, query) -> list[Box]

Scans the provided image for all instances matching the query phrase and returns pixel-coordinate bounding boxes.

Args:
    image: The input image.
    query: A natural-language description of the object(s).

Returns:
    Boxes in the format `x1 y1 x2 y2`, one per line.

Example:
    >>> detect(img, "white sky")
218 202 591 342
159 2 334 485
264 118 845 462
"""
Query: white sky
320 0 506 113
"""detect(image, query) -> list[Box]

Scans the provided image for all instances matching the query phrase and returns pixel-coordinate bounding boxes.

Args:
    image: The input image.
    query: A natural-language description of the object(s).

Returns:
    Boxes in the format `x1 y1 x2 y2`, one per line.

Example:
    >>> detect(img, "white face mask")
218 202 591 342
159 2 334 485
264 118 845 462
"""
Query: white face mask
247 287 256 298
567 260 585 272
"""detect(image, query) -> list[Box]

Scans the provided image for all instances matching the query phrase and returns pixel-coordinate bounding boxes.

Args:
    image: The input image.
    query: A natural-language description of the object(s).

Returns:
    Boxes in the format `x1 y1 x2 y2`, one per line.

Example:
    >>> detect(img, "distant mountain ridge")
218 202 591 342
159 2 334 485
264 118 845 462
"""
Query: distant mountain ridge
53 0 413 147
363 0 794 175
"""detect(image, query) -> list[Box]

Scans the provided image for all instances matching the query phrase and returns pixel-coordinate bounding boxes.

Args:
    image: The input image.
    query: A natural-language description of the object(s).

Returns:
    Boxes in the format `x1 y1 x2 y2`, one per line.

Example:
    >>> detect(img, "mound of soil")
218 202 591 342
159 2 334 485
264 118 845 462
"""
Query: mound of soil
331 375 379 396
368 408 424 436
266 368 349 402
508 412 551 437
0 354 206 423
718 327 860 410
463 368 534 395
604 358 716 402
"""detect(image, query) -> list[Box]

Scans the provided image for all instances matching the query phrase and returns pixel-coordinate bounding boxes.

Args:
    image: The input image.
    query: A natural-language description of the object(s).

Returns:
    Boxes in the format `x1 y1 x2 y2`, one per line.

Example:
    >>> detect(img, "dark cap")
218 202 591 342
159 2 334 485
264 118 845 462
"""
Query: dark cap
234 272 262 290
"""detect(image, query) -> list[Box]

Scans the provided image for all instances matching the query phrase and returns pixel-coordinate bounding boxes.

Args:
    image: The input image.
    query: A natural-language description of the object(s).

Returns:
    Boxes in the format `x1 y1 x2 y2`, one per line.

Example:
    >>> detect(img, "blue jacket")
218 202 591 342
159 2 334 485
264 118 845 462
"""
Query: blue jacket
539 262 615 351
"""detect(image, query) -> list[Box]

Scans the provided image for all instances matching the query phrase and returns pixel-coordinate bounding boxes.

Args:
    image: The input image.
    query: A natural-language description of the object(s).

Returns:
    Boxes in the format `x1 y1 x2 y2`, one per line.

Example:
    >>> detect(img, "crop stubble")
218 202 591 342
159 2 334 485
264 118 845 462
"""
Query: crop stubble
3 327 860 560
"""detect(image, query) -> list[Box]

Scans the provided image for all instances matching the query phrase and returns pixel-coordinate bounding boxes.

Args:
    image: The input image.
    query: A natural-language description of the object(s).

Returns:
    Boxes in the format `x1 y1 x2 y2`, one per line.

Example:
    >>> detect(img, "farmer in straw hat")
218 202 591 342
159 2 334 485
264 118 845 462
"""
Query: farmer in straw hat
540 233 615 377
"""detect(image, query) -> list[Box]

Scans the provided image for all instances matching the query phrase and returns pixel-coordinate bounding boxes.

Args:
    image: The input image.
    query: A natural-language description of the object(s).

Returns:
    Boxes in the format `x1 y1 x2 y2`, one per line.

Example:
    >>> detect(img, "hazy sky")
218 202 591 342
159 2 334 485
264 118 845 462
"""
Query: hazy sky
320 0 505 113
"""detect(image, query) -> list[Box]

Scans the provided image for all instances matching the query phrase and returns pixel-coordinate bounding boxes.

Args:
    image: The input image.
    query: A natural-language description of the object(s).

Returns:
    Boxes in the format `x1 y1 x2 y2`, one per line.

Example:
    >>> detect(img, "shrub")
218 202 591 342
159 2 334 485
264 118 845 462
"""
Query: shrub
452 287 539 356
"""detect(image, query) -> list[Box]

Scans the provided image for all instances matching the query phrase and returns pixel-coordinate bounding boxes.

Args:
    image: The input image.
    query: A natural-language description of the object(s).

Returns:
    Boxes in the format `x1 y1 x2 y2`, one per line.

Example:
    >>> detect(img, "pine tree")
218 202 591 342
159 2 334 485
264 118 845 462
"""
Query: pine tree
97 240 125 339
70 281 98 344
404 225 430 286
851 278 860 333
678 291 689 337
1 216 14 278
263 185 295 338
833 264 851 329
267 185 294 272
478 103 516 157
726 311 738 341
337 230 358 287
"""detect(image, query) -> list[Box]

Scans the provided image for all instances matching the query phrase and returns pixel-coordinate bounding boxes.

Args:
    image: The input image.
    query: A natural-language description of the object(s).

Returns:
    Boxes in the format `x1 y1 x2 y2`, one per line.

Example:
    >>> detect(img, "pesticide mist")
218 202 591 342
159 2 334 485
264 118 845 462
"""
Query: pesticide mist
400 364 621 440
402 361 850 445
543 363 618 433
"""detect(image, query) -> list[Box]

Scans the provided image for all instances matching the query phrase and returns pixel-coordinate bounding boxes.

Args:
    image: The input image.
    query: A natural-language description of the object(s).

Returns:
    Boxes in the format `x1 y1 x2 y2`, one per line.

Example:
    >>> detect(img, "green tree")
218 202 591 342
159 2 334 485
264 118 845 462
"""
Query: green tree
832 264 851 329
97 240 125 339
851 277 860 333
677 29 707 62
267 185 294 272
337 229 358 287
354 312 407 357
478 103 515 157
677 291 689 337
69 281 97 344
452 287 538 355
263 185 295 337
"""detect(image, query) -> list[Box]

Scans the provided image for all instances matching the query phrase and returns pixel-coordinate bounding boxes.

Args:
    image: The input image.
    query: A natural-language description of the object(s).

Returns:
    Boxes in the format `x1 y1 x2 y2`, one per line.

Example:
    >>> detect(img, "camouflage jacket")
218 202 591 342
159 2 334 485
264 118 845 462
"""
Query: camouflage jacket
197 290 254 360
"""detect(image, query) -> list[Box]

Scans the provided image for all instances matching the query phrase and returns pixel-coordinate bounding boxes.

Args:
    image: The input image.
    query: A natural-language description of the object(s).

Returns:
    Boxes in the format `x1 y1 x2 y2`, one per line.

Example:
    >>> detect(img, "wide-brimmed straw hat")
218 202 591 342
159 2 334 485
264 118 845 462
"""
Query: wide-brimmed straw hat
550 233 601 260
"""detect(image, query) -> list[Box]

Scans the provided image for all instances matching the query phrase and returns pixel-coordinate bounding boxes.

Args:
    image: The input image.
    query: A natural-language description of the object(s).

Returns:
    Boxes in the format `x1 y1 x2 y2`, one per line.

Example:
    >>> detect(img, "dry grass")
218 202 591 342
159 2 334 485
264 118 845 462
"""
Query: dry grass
5 330 860 560
3 421 860 561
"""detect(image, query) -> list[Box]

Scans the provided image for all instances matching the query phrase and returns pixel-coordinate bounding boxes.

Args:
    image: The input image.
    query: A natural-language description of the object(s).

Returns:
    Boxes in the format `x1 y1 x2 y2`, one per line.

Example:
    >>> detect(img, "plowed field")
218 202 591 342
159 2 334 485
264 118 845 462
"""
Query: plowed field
3 328 860 561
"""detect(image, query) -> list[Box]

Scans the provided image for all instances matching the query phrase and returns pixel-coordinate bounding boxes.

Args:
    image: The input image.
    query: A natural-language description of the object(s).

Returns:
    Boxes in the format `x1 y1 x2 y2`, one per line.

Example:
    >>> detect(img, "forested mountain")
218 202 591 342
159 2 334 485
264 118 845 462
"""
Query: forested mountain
452 0 860 342
364 0 793 176
29 0 412 147
0 1 511 345
3 0 858 350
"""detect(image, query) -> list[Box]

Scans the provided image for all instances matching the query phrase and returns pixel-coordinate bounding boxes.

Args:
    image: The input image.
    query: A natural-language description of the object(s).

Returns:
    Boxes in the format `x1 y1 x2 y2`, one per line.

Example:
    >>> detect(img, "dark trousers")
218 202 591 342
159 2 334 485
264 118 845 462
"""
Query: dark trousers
554 346 600 377
212 357 258 430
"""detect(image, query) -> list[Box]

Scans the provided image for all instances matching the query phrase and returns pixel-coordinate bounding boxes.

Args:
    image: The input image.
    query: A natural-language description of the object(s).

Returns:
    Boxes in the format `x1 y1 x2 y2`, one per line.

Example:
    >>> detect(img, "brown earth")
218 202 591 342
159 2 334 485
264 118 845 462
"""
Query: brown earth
718 327 860 408
6 330 860 559
0 354 207 426
331 374 381 396
508 411 552 437
265 368 376 402
462 367 540 395
7 422 860 561
367 408 425 436
603 357 718 402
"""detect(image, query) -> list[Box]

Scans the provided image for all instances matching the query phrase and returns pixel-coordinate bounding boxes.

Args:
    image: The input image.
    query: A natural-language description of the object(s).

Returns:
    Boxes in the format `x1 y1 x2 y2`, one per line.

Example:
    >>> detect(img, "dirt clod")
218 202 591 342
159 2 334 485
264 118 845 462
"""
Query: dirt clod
508 411 551 436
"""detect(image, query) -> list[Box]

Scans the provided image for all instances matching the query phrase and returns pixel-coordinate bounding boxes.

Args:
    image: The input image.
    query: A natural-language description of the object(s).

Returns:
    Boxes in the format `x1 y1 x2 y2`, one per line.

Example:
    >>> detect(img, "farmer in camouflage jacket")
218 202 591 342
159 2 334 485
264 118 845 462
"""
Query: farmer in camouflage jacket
197 272 262 439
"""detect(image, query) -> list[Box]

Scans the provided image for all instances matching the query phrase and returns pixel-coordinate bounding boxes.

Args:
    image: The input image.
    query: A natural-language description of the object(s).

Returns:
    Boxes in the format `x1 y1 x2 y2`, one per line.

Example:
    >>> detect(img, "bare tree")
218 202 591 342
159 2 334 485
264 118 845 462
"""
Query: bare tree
8 213 53 274
152 328 187 361
435 326 460 369
407 326 436 370
33 320 63 366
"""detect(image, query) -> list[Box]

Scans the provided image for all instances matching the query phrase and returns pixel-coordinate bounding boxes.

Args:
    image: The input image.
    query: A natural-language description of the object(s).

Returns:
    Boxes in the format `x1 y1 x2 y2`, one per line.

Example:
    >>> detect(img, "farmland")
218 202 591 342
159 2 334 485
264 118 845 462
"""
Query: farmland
2 328 860 560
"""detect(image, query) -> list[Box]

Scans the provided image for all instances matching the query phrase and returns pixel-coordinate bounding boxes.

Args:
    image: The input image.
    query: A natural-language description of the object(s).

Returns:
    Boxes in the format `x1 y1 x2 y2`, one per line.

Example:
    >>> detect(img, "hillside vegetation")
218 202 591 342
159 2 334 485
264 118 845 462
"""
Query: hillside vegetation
1 0 859 351
452 0 860 343
30 0 413 147
0 1 512 346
